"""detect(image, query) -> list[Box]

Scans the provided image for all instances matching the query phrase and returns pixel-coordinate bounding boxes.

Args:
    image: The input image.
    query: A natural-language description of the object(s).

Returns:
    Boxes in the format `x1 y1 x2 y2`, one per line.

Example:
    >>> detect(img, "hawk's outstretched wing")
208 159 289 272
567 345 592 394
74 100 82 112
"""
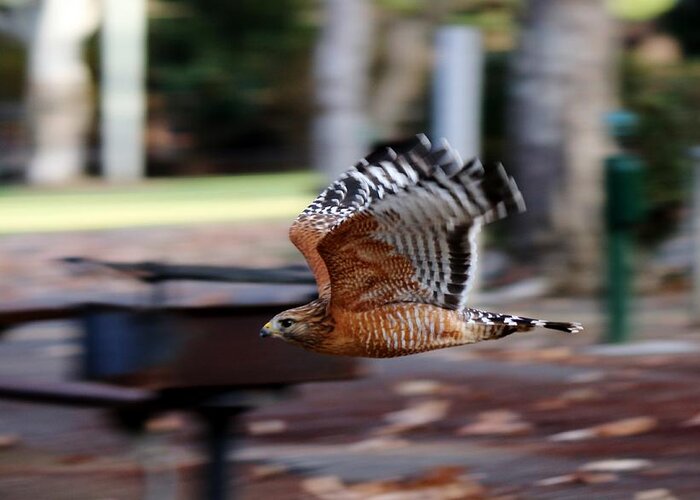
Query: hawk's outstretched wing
289 135 434 297
313 137 525 312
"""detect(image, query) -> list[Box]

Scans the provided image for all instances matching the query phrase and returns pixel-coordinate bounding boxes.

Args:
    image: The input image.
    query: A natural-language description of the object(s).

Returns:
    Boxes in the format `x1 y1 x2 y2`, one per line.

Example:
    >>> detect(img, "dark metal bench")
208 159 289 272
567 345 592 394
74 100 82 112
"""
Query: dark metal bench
0 260 360 500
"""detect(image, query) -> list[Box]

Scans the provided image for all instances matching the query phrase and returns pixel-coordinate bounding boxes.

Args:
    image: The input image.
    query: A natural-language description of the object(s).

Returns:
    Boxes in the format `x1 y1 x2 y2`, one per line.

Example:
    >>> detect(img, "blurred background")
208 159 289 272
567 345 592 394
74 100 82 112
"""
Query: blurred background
1 0 700 499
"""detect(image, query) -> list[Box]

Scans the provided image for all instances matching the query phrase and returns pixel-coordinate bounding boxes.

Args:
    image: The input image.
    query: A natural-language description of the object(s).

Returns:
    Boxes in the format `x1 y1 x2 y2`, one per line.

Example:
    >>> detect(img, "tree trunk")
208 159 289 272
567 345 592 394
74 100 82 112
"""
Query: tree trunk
370 17 430 141
508 0 616 292
312 0 373 181
25 0 98 185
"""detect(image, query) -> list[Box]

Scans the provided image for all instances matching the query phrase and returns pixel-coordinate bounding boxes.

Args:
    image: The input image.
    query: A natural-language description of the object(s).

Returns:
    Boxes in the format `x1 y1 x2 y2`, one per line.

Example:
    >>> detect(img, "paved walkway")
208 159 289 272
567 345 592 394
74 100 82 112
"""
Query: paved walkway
1 223 700 498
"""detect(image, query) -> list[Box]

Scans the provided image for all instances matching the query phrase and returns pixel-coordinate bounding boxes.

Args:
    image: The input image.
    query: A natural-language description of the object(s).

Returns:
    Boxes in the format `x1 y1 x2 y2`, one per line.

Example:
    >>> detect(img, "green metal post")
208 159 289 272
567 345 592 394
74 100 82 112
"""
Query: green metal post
604 110 644 344
606 224 631 343
604 151 643 343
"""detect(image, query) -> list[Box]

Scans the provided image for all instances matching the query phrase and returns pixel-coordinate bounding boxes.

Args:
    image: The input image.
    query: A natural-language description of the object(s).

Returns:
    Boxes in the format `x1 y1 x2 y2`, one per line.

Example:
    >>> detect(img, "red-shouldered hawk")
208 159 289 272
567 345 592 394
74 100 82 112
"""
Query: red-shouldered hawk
260 135 582 357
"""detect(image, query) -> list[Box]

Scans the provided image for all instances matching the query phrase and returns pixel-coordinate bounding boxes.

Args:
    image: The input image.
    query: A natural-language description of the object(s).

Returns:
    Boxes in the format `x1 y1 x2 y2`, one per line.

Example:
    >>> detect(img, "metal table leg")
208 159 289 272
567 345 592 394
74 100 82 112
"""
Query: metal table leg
201 409 243 500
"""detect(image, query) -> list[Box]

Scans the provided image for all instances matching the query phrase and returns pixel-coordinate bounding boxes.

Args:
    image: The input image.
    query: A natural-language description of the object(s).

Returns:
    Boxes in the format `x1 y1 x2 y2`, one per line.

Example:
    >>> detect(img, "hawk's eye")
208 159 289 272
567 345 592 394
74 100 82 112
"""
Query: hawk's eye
279 319 294 329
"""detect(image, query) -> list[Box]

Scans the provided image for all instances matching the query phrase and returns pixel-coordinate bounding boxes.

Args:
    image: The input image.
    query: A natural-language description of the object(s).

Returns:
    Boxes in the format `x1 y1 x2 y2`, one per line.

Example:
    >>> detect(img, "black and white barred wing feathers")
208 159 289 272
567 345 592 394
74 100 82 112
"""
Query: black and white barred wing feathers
289 136 434 297
299 136 526 312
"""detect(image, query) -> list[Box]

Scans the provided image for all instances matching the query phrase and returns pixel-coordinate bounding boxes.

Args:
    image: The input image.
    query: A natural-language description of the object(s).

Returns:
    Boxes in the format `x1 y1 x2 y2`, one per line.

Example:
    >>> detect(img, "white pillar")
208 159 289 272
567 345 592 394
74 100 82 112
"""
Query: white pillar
100 0 146 182
432 26 483 160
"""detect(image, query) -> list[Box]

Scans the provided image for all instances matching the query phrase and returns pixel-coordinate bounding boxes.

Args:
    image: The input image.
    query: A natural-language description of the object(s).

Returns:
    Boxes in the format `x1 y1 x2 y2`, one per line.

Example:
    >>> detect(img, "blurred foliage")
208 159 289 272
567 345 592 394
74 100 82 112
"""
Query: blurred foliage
447 9 514 30
659 0 700 56
377 0 426 15
377 0 520 17
482 51 509 163
0 33 24 100
621 59 700 243
630 0 700 244
148 0 315 155
607 0 677 21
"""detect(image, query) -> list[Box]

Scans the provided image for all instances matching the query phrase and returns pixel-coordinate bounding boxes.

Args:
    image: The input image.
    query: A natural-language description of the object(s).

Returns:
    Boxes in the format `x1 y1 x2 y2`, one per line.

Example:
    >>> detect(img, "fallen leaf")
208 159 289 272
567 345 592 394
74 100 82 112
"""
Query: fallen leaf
394 379 447 396
549 416 657 441
531 398 569 411
495 347 574 364
535 474 577 487
575 471 619 484
549 429 597 442
581 459 652 472
146 413 185 433
378 400 450 435
0 434 21 449
300 475 352 499
634 489 679 500
537 347 573 361
536 471 618 486
250 463 288 480
532 388 604 411
398 466 464 488
596 417 658 437
458 410 533 436
301 468 488 500
350 467 486 499
682 412 700 427
247 419 288 436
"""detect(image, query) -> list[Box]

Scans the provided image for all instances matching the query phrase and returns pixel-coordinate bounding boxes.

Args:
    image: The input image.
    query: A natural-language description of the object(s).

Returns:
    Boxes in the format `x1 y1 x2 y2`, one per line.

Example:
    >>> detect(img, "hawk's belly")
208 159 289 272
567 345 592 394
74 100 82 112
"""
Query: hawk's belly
331 304 485 358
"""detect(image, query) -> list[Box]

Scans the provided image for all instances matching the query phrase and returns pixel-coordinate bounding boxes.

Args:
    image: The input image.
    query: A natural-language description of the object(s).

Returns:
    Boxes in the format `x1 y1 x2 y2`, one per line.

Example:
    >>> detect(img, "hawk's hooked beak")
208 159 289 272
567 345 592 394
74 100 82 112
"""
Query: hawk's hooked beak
260 322 274 338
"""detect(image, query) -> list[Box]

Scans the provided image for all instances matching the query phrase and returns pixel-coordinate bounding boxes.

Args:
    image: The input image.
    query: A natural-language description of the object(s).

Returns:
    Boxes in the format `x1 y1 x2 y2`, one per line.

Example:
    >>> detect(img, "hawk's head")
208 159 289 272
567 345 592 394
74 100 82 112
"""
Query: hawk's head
260 299 333 349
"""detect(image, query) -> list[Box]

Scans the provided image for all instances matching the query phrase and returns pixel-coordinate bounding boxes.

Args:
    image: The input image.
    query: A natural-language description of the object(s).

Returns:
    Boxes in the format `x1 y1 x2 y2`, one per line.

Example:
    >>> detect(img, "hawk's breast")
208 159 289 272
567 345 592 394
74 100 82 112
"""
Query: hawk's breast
332 304 468 358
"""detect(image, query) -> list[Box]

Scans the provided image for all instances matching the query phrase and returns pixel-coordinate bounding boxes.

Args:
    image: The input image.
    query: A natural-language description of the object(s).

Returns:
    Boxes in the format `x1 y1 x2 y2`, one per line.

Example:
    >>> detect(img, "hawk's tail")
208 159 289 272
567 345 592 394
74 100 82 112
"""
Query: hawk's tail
536 320 584 334
464 309 583 340
499 314 584 335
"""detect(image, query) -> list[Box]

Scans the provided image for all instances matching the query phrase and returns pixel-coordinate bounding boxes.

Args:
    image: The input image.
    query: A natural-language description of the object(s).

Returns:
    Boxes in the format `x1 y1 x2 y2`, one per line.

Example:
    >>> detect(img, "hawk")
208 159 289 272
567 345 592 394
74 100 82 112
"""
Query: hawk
261 135 582 357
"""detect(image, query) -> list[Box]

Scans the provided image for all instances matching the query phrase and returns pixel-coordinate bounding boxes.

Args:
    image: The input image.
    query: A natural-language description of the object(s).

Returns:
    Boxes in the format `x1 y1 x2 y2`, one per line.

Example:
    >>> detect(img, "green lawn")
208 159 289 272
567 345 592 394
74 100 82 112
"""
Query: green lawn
0 172 322 234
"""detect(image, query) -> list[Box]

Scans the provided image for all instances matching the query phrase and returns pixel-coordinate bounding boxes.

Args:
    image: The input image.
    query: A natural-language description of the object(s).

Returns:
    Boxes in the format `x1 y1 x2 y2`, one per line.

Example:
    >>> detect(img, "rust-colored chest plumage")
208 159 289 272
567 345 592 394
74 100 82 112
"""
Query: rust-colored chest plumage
316 304 491 358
